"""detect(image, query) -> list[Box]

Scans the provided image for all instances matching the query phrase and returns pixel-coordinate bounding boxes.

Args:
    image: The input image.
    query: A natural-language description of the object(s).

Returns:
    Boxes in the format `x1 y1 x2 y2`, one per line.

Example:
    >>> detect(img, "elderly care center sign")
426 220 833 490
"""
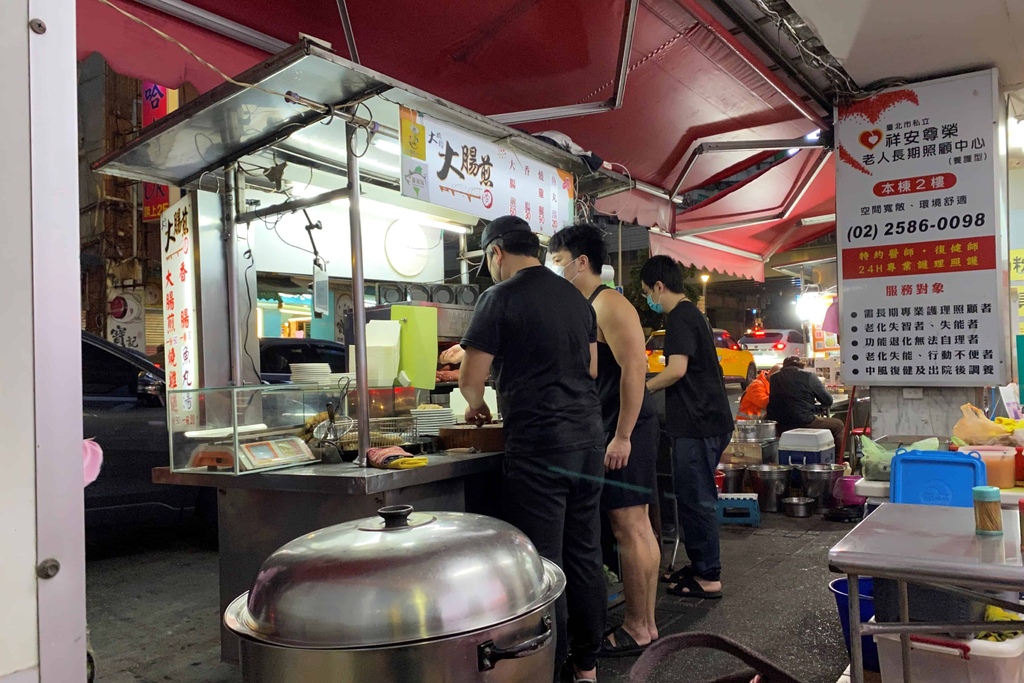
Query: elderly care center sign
399 106 574 235
836 69 1009 386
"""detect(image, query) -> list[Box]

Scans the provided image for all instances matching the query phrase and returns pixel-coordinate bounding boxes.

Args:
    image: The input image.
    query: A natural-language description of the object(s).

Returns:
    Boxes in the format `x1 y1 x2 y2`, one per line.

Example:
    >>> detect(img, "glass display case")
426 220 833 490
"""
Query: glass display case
168 383 340 475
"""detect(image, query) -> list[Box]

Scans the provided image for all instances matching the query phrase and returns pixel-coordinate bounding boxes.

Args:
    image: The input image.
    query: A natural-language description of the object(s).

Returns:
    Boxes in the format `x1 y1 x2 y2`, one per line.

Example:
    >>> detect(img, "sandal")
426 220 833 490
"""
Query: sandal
598 624 650 658
667 574 723 600
660 565 695 584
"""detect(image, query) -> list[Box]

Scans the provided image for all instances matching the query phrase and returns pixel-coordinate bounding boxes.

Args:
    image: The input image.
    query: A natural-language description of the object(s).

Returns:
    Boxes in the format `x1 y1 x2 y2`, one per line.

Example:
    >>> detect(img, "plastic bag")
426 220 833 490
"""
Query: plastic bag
860 438 896 481
861 437 939 481
952 403 1013 446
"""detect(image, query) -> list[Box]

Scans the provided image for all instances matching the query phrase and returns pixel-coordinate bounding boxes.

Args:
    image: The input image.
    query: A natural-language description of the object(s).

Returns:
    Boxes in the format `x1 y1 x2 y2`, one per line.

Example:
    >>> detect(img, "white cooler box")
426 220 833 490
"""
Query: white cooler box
875 627 1024 682
778 428 835 466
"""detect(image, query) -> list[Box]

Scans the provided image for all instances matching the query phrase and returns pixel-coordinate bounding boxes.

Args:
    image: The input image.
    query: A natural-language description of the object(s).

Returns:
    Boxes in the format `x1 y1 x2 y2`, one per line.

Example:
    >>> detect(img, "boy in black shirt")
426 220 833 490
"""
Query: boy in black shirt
641 255 733 600
460 215 606 683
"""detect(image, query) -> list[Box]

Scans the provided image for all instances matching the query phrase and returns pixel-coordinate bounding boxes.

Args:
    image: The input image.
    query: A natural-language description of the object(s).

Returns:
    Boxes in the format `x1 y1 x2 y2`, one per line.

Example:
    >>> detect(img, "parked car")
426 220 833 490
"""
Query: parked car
259 337 348 384
81 332 208 534
738 329 806 370
645 328 757 388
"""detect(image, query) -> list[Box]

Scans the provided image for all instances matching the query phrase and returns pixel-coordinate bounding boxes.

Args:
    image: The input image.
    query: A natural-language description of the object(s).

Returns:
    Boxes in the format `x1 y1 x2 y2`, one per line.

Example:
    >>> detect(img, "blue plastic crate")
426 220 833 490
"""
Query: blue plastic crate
890 449 987 508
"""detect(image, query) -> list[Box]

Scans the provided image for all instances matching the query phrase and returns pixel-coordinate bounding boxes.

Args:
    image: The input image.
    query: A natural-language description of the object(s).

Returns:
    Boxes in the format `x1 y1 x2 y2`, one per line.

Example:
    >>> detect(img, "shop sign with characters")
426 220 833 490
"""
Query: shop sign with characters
399 106 573 234
836 69 1010 386
160 196 199 430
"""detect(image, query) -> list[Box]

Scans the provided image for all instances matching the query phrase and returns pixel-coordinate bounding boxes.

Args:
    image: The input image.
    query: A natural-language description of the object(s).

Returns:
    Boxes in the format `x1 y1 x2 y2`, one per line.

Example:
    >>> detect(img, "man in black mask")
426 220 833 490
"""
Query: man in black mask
459 216 606 683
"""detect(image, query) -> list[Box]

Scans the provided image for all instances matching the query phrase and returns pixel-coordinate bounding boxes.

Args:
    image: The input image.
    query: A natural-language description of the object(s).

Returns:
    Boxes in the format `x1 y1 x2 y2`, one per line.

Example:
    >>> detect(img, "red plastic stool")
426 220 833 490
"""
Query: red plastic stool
851 427 872 437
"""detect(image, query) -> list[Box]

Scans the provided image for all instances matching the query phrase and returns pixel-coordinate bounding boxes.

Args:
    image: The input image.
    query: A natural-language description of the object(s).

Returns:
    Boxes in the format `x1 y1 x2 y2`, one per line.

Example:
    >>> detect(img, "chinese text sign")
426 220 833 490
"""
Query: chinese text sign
161 196 199 431
142 83 177 222
836 69 1009 386
399 107 574 235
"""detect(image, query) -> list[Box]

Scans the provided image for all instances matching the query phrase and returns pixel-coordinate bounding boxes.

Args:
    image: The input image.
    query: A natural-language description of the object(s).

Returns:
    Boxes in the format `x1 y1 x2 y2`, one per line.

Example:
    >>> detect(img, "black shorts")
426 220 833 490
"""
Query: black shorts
601 413 659 511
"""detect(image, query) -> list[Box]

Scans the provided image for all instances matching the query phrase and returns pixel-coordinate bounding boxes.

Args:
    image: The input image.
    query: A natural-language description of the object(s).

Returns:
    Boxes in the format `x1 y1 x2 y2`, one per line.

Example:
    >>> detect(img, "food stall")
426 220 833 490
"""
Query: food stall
93 40 628 662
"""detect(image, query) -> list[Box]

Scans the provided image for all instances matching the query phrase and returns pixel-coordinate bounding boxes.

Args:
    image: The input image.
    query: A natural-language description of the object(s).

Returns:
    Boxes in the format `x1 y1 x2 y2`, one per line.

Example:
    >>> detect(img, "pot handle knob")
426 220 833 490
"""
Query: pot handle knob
478 615 553 671
378 504 414 529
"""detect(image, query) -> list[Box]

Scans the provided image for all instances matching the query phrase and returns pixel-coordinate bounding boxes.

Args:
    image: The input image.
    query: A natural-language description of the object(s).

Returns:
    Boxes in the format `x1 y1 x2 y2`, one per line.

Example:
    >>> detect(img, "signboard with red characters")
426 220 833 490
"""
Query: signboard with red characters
398 106 574 235
836 69 1009 386
141 83 176 221
160 196 199 431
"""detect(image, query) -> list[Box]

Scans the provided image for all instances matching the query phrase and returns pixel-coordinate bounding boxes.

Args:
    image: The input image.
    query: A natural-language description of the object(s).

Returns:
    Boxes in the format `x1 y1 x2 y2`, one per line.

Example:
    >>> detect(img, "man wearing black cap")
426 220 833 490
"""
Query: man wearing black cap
767 356 843 447
459 215 606 683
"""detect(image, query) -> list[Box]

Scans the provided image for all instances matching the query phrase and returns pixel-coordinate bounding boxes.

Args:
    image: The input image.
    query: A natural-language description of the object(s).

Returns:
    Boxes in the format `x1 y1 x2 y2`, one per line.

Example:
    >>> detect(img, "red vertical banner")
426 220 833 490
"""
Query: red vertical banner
141 83 176 221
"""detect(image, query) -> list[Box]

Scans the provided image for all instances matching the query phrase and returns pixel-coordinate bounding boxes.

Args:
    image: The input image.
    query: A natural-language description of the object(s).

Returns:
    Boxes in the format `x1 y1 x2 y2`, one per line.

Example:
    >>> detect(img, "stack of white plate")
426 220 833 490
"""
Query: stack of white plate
410 408 456 436
290 363 332 385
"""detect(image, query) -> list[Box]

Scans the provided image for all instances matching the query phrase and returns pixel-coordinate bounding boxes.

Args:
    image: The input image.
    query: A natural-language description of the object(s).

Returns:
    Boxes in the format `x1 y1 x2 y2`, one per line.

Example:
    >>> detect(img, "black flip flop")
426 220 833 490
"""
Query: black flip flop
598 625 650 658
660 565 695 584
667 574 723 600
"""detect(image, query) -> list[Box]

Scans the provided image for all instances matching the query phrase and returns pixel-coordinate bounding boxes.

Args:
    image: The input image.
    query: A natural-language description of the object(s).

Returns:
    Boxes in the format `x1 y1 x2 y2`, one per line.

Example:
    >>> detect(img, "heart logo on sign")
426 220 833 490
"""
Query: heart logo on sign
859 129 882 150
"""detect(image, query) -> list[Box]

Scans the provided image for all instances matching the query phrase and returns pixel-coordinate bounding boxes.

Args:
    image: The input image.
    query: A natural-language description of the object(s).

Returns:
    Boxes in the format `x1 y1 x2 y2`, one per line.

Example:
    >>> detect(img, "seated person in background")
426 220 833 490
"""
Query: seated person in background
766 356 844 448
737 364 781 419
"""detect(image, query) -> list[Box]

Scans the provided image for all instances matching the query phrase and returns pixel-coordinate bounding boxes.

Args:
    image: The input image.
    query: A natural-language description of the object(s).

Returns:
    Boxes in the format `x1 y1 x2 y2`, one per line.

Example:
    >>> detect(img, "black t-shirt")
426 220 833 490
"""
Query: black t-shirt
662 300 734 439
461 266 604 454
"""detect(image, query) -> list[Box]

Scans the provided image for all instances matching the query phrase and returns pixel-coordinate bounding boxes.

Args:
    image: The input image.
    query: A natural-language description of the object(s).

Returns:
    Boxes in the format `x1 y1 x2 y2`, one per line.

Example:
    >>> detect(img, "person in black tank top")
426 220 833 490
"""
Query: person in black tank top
549 225 662 658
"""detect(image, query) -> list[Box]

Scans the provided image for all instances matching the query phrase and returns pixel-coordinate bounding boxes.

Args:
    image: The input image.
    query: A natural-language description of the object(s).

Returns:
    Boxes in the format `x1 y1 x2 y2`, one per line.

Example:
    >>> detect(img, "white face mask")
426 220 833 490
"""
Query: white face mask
549 258 582 282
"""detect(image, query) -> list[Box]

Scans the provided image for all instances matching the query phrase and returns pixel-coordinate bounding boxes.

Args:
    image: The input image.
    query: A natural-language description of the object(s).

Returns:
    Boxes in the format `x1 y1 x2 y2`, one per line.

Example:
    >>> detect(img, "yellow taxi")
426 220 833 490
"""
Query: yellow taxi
646 328 757 388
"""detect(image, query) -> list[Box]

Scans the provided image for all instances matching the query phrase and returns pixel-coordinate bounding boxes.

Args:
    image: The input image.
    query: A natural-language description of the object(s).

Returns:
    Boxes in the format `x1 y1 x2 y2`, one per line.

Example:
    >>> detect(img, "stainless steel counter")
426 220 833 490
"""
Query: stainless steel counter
153 452 504 663
153 451 502 495
829 503 1024 683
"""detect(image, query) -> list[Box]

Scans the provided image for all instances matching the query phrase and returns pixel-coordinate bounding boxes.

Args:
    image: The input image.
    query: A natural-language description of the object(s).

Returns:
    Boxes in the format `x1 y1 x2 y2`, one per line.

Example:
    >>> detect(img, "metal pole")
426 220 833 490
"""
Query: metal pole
899 580 913 683
848 574 864 683
459 233 469 285
235 187 351 224
222 164 243 387
347 122 371 466
617 221 623 288
336 0 360 64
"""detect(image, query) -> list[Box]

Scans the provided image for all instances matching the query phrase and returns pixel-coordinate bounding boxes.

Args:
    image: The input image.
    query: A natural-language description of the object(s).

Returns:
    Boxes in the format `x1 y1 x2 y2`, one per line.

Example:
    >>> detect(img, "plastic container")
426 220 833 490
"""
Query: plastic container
779 428 836 466
969 447 1018 489
1015 446 1024 486
854 478 891 499
829 577 880 672
714 468 725 493
874 627 1024 682
891 449 987 508
834 475 867 507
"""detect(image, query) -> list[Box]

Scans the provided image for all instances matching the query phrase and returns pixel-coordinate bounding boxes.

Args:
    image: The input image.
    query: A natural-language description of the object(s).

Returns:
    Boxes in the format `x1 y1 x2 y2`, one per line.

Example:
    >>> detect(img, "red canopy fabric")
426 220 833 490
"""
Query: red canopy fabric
77 0 265 93
649 231 765 282
77 0 838 280
76 0 823 196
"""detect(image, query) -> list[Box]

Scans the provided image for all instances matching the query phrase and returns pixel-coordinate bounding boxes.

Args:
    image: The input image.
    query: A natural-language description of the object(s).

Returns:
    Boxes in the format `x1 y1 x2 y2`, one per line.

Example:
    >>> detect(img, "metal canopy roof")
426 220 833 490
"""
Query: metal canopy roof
94 40 627 197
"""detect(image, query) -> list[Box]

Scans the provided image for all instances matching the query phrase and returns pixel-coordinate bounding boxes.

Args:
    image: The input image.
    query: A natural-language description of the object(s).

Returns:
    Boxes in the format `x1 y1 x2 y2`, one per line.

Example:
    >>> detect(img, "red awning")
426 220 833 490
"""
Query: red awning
650 231 766 282
76 0 824 196
77 0 838 280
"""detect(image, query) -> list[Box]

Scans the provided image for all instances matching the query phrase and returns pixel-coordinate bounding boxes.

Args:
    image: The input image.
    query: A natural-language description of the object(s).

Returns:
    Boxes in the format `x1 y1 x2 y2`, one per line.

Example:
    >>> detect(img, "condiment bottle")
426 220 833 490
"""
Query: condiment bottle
973 486 1003 536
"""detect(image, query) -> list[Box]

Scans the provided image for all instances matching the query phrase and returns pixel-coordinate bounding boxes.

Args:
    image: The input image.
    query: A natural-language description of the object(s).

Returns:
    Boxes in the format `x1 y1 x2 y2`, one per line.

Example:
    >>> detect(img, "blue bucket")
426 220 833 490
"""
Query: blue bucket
829 577 880 672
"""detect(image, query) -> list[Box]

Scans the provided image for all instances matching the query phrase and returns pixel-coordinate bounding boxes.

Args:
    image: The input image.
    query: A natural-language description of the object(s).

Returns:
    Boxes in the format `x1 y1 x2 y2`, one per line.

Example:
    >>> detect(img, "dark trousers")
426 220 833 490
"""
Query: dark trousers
671 433 732 582
501 446 607 674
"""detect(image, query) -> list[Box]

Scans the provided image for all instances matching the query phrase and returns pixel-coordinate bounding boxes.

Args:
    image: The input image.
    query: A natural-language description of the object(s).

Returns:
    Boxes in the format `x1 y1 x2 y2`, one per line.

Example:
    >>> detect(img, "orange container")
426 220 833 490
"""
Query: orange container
971 447 1017 489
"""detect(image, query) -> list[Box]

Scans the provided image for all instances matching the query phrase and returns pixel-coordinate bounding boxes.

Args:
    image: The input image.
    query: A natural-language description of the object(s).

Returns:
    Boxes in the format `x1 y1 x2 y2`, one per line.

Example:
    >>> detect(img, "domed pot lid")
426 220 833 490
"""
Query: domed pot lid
224 505 565 649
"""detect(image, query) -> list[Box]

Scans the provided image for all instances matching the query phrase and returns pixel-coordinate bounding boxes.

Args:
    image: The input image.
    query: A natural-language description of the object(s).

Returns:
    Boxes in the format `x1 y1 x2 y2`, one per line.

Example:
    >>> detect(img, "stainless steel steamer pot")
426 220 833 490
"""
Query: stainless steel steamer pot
734 420 778 443
224 505 565 683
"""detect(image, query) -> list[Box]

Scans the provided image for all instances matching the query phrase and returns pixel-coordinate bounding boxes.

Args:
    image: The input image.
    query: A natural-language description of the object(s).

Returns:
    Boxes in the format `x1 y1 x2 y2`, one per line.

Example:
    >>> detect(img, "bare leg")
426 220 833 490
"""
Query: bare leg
607 505 660 646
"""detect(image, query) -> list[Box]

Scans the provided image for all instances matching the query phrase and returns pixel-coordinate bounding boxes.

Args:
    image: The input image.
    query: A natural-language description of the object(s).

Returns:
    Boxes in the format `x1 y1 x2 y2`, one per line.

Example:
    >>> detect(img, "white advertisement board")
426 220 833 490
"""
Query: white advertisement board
160 195 199 430
399 106 574 234
836 69 1009 386
105 288 145 351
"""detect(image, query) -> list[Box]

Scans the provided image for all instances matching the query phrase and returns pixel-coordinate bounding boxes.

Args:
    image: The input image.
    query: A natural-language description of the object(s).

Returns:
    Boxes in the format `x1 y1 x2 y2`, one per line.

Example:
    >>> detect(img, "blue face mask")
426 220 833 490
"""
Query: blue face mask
646 291 664 314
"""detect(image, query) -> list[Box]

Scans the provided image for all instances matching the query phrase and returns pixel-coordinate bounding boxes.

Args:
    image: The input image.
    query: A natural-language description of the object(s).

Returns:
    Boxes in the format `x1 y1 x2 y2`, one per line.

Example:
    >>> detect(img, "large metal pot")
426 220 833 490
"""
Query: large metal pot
748 464 792 512
224 505 565 682
734 420 778 443
799 464 846 511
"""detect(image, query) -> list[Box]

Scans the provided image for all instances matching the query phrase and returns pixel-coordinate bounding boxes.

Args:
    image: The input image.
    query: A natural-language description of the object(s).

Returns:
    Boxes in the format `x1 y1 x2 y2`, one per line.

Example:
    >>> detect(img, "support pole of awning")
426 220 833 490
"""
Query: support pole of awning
346 120 371 467
335 0 360 64
235 186 352 224
223 164 243 387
